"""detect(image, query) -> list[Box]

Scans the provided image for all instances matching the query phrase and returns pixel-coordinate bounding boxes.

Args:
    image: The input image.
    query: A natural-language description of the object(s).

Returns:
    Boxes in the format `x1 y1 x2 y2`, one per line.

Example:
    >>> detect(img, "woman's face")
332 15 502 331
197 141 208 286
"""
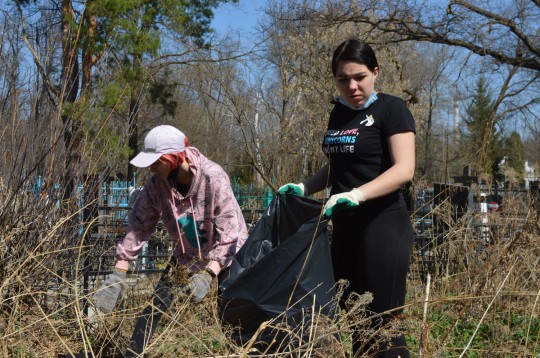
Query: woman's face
334 60 378 108
149 157 170 180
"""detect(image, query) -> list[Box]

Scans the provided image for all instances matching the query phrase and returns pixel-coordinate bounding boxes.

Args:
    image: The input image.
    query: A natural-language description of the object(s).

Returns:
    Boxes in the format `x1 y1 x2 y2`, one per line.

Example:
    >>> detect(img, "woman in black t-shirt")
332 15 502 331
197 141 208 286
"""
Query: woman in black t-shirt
279 39 416 357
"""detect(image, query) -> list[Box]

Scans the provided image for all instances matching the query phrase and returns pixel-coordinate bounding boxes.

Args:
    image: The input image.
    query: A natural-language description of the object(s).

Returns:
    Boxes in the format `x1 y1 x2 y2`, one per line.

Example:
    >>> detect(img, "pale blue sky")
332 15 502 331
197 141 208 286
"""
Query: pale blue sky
211 1 265 37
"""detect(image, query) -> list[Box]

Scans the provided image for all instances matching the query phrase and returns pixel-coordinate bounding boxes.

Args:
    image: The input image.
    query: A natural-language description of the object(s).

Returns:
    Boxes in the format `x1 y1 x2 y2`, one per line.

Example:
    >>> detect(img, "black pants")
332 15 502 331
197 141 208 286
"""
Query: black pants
331 204 414 358
125 260 178 357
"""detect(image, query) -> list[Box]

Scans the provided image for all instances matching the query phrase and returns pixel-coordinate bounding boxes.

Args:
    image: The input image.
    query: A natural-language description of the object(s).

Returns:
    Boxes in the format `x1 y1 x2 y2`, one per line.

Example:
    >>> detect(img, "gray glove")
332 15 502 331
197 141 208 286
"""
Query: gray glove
182 270 213 303
93 268 127 313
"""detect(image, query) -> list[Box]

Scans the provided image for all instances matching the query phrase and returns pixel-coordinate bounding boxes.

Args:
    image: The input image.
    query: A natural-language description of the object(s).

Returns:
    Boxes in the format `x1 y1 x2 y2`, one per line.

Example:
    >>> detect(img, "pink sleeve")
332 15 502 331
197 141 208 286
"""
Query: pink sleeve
206 175 248 268
116 180 161 261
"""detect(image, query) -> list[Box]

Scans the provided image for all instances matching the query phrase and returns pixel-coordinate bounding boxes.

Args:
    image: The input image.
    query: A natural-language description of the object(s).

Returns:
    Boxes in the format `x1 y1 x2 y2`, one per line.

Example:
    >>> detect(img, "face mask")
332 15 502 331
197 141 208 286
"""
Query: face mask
160 153 185 171
338 92 378 110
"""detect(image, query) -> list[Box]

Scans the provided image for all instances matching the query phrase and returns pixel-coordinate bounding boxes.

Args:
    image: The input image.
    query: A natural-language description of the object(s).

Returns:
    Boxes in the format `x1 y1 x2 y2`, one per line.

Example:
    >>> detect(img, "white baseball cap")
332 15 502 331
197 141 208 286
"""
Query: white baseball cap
130 125 186 167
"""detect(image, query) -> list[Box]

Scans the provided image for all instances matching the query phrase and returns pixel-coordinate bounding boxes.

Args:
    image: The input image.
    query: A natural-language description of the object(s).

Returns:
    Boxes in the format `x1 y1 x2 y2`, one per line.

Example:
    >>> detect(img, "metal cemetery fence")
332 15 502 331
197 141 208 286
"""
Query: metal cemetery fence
33 176 275 278
408 182 537 281
232 178 275 209
32 176 539 305
81 179 275 297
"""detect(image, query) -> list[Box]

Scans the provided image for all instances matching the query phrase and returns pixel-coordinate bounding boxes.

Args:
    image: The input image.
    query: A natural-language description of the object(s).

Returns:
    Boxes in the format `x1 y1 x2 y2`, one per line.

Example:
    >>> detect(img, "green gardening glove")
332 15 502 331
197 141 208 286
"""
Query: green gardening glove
323 188 366 219
277 183 305 196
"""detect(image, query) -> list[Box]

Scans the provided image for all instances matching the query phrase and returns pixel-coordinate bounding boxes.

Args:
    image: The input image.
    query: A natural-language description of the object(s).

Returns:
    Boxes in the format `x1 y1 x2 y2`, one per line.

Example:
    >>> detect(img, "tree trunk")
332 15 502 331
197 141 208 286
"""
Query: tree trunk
127 54 143 182
61 0 80 201
421 91 433 177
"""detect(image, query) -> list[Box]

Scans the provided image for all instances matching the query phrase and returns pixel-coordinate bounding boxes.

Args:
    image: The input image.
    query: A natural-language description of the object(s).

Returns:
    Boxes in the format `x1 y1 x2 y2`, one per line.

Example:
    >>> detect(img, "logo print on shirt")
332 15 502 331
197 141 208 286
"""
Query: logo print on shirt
327 129 340 136
360 115 375 126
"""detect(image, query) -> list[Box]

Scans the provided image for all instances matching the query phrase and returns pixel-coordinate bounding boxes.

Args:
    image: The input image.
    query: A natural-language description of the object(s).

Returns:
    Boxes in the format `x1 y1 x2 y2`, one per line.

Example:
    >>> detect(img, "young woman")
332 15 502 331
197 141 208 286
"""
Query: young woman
279 39 416 357
93 125 248 356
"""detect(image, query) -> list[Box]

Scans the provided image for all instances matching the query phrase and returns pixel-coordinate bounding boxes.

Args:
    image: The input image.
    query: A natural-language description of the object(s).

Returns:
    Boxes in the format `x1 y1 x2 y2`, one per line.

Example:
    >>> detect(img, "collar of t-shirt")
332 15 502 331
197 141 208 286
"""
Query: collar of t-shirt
338 92 378 111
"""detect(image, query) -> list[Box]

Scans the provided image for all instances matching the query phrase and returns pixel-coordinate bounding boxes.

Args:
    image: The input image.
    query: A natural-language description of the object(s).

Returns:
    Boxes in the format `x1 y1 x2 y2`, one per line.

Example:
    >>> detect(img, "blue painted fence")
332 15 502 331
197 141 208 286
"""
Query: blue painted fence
34 175 275 221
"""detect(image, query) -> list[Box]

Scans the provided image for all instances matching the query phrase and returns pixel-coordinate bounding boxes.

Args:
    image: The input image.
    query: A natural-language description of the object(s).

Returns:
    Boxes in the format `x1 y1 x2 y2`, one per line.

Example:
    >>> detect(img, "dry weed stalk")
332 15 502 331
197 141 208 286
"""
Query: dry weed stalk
406 184 539 357
1 177 538 357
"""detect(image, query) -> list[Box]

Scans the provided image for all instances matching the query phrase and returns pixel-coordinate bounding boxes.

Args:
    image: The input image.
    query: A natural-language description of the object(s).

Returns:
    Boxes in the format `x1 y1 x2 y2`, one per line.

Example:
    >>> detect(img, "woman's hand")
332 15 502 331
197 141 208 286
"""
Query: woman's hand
277 183 305 196
323 188 365 218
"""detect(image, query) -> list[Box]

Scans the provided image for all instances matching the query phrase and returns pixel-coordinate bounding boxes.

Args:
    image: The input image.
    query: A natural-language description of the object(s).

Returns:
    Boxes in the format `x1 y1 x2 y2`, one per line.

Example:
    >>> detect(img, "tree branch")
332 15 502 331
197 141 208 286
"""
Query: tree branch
16 2 60 101
451 0 540 58
320 1 540 72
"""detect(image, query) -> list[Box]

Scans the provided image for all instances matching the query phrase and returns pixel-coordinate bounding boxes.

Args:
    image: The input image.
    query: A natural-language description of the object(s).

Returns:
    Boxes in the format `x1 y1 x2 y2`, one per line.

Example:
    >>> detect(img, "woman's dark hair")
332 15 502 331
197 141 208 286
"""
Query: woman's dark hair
331 39 378 75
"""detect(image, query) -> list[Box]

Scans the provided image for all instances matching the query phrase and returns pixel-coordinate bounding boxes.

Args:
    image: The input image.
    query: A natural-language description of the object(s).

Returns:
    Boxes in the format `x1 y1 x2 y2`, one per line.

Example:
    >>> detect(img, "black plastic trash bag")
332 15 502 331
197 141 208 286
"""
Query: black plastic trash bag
218 194 337 352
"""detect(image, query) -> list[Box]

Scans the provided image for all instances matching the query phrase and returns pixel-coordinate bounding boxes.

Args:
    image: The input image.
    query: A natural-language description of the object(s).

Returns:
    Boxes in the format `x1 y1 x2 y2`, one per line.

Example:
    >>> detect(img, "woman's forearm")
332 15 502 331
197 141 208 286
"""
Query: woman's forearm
302 163 330 195
115 260 130 270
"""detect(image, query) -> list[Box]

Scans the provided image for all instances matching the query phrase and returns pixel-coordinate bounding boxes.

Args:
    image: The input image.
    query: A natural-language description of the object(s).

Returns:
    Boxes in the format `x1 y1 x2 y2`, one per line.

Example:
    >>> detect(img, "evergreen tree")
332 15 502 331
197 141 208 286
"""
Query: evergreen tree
503 131 526 179
16 0 237 181
88 0 239 179
464 76 503 177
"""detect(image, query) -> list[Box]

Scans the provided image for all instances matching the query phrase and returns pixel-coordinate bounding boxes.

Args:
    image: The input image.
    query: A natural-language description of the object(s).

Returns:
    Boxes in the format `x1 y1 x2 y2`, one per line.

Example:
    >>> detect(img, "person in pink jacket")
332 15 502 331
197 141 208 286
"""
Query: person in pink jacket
93 124 248 356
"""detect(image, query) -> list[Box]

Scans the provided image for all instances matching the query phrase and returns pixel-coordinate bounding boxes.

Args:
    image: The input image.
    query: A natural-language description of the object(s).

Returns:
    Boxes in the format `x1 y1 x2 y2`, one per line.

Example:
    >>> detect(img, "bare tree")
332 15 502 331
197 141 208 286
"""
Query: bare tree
259 2 335 184
302 0 540 72
257 1 451 187
400 43 455 180
176 49 275 186
279 0 540 181
176 55 247 174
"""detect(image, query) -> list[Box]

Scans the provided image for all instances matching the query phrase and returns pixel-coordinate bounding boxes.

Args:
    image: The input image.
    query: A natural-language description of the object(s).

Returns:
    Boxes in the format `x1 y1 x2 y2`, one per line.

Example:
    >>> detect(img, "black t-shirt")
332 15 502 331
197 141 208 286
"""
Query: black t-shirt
322 93 415 209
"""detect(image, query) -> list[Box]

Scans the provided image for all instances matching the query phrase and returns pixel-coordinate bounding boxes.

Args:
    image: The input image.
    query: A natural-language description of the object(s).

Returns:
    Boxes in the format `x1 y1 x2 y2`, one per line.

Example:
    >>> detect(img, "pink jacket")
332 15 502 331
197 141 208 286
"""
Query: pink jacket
116 147 248 271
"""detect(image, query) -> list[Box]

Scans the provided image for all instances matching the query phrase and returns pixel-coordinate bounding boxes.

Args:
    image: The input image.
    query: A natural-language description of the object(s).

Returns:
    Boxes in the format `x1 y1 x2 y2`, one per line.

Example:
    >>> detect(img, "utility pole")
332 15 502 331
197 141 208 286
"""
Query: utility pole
253 90 263 186
453 95 460 144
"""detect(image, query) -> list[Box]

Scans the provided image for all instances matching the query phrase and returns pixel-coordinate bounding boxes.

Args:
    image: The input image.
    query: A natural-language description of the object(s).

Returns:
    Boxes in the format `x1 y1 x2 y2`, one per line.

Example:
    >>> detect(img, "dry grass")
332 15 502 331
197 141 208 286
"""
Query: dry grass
0 178 539 357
